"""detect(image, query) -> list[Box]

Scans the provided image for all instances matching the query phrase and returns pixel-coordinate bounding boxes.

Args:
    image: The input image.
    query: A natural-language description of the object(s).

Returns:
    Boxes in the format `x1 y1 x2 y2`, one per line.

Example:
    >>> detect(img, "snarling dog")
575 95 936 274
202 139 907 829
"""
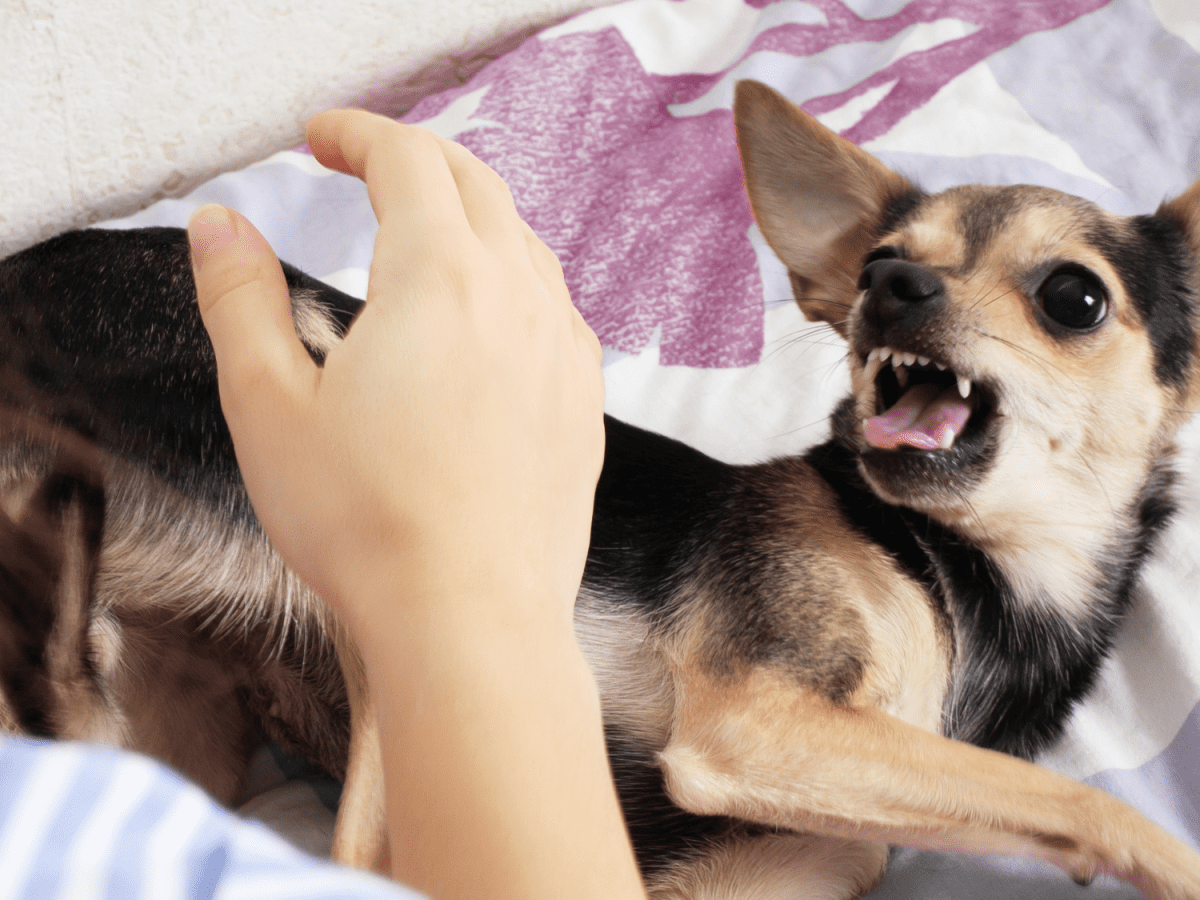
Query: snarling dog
1 79 1199 898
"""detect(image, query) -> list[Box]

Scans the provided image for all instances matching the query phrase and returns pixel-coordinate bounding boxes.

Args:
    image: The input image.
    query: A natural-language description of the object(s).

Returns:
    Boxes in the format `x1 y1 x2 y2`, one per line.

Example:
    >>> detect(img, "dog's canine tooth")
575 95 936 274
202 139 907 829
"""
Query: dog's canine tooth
938 427 955 450
957 376 972 399
878 347 892 363
863 354 884 383
896 366 909 388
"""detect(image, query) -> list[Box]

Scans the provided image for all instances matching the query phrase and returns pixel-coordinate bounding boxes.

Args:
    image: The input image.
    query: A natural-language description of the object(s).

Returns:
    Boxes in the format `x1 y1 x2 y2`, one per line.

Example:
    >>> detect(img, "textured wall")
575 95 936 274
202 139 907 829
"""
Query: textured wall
0 0 614 258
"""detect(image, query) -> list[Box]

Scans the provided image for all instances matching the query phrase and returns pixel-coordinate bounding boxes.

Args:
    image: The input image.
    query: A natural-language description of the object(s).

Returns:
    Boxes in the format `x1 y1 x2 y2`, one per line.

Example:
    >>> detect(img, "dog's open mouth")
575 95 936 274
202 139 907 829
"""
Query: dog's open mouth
861 347 987 452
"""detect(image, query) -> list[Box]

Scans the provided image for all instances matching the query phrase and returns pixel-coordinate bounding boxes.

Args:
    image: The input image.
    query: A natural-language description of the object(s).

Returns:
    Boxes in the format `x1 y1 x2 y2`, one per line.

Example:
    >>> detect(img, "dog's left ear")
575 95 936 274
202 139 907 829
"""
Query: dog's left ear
1156 179 1200 406
1158 179 1200 256
734 80 919 338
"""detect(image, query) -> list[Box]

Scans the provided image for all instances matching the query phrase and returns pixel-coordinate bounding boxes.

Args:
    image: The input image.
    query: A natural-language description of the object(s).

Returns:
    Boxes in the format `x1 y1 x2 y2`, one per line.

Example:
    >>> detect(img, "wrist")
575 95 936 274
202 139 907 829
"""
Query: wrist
358 594 637 900
344 560 586 691
334 549 644 900
339 532 581 645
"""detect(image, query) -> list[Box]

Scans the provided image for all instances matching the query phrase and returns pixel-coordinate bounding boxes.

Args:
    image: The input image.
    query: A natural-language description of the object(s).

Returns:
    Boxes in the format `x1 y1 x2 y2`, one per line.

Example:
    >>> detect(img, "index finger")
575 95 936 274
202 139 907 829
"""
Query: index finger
306 109 476 253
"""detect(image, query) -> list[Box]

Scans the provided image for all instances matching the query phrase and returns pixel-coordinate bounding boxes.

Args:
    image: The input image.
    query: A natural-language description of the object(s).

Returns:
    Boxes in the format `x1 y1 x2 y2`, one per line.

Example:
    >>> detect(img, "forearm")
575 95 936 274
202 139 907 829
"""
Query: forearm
188 113 623 899
354 584 646 900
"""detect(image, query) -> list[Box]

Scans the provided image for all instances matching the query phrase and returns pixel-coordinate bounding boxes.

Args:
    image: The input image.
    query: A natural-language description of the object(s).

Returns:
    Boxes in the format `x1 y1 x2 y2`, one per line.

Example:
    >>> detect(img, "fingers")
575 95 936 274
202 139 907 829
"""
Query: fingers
188 204 317 423
439 140 528 259
308 110 534 266
306 110 475 257
306 108 598 356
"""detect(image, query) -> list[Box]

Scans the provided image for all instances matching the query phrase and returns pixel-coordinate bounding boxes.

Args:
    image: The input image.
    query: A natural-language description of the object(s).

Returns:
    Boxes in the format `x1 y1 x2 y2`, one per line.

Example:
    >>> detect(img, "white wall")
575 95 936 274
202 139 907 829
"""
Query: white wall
0 0 614 258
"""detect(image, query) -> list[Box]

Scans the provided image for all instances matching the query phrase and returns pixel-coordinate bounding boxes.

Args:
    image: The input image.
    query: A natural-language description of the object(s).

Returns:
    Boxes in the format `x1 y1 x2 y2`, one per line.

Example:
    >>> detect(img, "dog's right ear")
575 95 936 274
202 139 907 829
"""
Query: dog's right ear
1156 178 1200 411
734 80 921 337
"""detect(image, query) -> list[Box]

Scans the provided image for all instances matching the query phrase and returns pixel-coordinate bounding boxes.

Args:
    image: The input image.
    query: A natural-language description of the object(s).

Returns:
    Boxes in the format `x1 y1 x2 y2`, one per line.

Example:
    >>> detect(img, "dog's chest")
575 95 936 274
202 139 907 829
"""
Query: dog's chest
581 419 953 746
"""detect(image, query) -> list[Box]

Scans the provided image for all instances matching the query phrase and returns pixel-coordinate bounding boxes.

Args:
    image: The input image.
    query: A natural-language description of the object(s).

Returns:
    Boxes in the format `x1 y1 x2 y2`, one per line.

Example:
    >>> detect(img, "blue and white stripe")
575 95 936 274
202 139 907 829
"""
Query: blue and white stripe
0 737 423 900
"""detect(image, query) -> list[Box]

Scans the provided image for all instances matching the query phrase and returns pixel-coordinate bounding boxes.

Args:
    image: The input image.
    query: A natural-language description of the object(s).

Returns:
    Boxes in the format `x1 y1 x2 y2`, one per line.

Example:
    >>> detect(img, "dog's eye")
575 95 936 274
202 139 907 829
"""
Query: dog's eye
1037 269 1107 330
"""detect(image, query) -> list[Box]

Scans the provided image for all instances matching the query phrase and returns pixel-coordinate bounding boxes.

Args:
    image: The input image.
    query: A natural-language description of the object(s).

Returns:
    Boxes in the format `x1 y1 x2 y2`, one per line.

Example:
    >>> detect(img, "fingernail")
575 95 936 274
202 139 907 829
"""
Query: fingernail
188 204 238 268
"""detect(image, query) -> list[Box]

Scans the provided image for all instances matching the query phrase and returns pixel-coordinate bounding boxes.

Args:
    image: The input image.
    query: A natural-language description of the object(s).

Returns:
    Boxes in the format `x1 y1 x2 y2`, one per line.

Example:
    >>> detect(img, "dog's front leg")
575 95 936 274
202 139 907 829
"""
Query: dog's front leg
659 665 1200 900
330 626 391 874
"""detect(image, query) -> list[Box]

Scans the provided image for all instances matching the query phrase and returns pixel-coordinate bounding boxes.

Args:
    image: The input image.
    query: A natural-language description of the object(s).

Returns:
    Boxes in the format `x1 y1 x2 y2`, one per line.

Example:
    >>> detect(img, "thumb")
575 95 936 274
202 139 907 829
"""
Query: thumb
187 204 316 423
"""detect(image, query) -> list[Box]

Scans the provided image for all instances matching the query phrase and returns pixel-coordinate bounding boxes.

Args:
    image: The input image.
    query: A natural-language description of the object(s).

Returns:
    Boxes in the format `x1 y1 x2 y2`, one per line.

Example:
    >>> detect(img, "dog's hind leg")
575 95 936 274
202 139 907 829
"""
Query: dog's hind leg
649 832 887 900
0 466 119 743
34 472 128 745
330 627 391 875
659 666 1200 900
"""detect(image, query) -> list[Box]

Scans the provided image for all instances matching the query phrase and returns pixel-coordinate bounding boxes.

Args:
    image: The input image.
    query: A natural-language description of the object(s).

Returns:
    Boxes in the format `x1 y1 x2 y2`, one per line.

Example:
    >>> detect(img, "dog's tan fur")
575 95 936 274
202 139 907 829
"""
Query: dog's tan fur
658 664 1198 896
0 418 349 804
0 78 1199 899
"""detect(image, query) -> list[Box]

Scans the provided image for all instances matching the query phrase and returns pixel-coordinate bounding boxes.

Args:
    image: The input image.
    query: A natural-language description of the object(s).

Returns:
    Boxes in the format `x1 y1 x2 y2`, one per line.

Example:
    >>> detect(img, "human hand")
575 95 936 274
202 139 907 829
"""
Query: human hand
187 111 605 645
188 112 642 900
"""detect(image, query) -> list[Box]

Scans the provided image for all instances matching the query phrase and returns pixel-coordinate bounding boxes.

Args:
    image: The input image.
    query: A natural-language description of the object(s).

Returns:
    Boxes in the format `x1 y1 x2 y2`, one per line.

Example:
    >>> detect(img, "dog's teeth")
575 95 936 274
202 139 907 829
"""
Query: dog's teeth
863 354 883 383
896 366 908 388
957 376 972 399
891 355 903 370
878 347 892 363
867 348 879 362
903 352 917 366
917 355 930 367
935 361 946 371
939 428 955 450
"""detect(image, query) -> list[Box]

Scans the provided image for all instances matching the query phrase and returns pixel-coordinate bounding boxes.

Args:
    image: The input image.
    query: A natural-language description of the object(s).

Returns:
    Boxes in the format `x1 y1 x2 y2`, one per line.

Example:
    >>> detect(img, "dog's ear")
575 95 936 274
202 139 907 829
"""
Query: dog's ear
734 80 920 337
1157 179 1200 409
1159 178 1200 257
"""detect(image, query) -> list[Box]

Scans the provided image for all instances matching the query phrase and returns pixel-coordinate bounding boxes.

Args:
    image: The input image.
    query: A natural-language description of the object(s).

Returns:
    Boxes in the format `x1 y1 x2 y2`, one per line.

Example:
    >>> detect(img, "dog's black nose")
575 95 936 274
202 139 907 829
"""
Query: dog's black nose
858 259 945 329
858 258 941 301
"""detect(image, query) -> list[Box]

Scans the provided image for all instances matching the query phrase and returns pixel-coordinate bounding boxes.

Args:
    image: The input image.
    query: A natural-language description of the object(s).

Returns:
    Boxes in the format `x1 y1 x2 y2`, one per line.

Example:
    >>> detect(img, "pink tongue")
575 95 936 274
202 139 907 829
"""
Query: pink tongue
863 382 972 451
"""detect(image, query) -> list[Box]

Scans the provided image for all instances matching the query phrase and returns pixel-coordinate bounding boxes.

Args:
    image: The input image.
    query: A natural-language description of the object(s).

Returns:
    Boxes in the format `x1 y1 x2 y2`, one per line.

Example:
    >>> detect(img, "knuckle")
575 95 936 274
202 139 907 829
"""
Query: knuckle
463 163 516 212
573 310 603 361
446 142 514 203
523 225 566 280
368 125 446 183
218 343 281 397
479 165 515 202
534 241 565 277
395 125 443 159
196 255 269 313
215 347 296 431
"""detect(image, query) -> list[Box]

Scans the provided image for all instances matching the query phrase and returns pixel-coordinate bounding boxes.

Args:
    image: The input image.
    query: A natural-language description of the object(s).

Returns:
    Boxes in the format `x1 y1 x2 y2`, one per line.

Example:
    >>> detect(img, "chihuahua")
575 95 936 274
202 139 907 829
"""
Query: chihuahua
0 80 1198 898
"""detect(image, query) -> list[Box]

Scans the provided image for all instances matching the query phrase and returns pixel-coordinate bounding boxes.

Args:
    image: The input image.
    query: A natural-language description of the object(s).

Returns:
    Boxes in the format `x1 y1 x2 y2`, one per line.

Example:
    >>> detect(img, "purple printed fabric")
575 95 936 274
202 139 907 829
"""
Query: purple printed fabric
106 1 1200 896
394 0 1114 367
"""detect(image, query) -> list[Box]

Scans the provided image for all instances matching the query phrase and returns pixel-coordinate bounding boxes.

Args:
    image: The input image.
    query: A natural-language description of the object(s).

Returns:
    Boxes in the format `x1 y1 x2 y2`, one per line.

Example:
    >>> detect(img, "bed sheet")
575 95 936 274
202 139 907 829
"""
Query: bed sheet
103 0 1200 895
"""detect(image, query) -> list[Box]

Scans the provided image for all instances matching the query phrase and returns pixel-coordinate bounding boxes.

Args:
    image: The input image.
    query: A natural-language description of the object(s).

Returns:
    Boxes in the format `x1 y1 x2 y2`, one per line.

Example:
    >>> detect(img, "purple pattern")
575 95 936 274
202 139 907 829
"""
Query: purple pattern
398 0 1113 367
756 0 1112 145
406 34 762 368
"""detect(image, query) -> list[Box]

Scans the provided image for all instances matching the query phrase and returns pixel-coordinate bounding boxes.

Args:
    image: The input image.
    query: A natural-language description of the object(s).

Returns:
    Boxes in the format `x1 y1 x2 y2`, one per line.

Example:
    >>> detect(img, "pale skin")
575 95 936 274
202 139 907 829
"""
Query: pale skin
186 110 646 900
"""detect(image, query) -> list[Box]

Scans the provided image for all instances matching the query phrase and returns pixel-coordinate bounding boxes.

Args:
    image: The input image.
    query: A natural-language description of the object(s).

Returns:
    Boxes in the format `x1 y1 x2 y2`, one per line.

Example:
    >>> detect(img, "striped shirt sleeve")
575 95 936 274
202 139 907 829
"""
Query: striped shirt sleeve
0 735 427 900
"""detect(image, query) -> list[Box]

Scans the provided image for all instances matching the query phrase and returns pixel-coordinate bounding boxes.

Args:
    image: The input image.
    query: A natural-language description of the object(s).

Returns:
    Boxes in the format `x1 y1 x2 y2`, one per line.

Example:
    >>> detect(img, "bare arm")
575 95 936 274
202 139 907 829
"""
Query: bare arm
186 110 645 900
